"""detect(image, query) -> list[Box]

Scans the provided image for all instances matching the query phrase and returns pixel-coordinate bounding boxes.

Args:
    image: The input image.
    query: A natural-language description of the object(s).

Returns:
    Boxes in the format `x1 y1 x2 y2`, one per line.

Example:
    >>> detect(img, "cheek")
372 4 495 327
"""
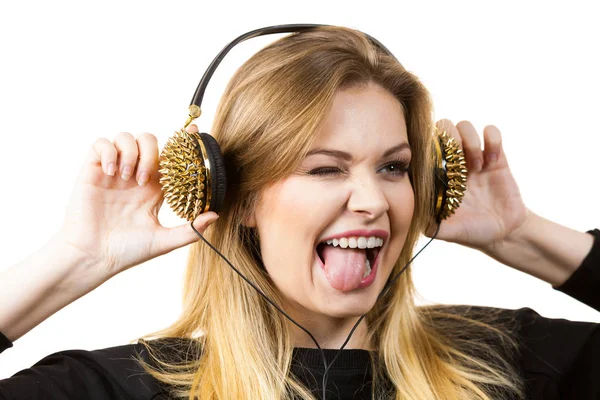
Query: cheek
386 183 416 253
259 179 346 235
391 184 415 222
256 179 344 275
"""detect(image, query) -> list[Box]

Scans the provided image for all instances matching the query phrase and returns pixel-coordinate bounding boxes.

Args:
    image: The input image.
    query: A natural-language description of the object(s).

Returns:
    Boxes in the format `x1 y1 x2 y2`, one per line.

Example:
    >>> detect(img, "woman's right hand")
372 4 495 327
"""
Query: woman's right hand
55 124 218 280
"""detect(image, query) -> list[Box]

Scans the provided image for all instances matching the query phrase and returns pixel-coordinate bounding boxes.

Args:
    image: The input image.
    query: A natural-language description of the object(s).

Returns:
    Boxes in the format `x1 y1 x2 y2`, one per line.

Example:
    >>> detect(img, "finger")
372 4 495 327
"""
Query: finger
456 120 483 172
135 133 159 186
87 138 118 176
435 119 462 148
186 124 199 134
482 125 503 167
154 211 220 255
113 132 139 181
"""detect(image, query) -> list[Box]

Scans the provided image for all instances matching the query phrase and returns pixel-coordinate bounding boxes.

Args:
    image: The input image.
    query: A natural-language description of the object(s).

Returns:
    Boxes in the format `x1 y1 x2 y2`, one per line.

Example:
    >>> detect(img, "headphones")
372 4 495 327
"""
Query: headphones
158 24 467 223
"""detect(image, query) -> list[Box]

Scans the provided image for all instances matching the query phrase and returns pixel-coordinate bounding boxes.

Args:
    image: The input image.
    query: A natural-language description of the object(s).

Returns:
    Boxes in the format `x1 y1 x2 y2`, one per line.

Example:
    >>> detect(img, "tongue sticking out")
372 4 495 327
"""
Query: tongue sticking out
320 245 367 291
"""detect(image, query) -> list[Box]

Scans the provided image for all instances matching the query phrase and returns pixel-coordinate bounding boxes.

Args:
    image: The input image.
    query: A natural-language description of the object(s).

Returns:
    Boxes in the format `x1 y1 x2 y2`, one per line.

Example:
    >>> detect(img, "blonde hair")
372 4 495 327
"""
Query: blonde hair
135 26 524 399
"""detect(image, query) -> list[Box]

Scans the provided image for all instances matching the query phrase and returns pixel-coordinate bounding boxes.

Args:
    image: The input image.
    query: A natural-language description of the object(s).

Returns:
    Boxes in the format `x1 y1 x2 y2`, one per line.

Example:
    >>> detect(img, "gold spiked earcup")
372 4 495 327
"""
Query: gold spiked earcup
159 129 227 222
432 129 467 221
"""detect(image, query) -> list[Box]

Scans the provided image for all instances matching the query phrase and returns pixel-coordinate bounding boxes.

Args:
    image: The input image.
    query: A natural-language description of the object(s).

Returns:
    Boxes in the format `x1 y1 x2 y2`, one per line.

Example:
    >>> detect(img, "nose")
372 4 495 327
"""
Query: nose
347 173 389 221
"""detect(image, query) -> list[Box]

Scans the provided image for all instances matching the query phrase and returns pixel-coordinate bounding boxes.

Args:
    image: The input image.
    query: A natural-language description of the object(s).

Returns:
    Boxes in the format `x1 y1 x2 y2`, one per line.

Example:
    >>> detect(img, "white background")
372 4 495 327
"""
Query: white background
1 0 599 379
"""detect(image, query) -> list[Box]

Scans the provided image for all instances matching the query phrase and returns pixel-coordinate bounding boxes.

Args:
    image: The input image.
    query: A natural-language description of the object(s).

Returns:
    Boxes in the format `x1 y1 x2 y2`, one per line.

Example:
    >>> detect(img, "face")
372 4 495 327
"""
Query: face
248 83 414 321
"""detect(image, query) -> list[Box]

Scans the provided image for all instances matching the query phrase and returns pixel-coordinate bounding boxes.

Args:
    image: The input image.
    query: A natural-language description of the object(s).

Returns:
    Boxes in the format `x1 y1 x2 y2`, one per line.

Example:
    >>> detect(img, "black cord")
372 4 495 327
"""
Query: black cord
320 223 441 398
189 224 329 372
190 222 441 400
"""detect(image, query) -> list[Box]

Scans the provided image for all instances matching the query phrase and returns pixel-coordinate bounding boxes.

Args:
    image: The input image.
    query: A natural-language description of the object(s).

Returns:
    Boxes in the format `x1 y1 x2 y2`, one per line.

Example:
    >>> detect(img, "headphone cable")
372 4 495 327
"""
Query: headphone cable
190 222 441 399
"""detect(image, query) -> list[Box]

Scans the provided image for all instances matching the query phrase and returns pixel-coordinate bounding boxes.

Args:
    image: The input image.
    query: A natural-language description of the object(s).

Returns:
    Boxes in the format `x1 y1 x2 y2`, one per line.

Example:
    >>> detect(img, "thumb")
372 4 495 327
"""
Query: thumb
155 212 220 255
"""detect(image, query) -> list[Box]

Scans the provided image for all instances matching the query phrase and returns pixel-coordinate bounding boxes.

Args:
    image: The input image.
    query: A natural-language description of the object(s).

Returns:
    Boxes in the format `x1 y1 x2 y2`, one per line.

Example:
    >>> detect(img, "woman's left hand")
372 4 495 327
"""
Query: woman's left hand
427 119 532 252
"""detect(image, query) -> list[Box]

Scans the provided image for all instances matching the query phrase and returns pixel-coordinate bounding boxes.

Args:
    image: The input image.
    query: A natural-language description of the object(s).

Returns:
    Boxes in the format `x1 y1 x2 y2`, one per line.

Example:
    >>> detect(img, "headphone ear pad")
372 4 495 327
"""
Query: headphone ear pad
199 132 227 213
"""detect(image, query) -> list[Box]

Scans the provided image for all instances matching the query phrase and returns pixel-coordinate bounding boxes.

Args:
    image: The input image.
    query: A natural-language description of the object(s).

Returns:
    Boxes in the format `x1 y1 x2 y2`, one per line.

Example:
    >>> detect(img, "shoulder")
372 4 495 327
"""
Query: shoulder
426 304 599 395
1 337 197 400
37 341 162 399
490 306 599 398
73 337 199 397
453 306 597 364
497 307 598 386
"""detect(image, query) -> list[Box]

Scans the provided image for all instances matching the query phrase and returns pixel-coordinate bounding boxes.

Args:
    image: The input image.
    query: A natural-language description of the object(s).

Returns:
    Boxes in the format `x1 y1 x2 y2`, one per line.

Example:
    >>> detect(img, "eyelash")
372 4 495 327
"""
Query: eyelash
307 158 411 177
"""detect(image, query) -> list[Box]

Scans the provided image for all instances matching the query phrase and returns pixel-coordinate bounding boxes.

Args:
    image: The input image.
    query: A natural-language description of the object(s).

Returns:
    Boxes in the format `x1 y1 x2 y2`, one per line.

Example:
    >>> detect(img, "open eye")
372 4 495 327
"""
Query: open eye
378 159 410 176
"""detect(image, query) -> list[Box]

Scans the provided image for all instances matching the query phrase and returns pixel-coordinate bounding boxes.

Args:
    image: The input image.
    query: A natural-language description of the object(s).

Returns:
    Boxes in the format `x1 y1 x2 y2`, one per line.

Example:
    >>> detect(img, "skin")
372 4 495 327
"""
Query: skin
245 83 595 350
433 119 593 286
2 89 592 345
246 83 414 348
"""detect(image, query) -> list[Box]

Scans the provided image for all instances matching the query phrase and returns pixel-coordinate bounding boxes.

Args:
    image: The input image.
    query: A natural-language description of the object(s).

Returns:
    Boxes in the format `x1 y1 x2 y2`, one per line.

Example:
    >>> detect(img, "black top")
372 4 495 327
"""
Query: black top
1 230 599 399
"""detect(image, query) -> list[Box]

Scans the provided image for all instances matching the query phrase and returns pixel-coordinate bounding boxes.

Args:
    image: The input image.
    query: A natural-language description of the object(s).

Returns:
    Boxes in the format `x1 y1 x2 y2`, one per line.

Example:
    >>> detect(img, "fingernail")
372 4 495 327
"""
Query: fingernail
487 153 498 165
137 172 149 186
121 165 132 180
204 214 219 225
194 214 219 231
107 162 116 176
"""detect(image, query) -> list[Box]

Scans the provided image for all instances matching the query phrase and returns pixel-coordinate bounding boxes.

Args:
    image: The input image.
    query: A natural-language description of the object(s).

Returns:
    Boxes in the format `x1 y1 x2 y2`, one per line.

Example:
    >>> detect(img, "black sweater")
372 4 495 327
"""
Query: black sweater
1 230 599 399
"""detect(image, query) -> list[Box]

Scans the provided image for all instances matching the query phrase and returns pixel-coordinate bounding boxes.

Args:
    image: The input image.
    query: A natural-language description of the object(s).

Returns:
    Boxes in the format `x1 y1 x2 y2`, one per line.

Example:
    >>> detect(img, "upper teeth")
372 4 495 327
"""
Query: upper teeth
324 236 384 249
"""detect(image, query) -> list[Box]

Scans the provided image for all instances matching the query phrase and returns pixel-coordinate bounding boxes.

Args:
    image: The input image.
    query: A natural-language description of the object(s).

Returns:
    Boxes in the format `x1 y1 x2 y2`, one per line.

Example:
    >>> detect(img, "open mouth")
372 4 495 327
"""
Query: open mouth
316 243 380 272
315 236 384 289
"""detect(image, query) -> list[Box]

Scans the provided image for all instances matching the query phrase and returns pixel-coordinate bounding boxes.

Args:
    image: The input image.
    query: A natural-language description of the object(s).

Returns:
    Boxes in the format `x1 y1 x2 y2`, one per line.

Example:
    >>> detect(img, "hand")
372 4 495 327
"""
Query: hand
55 124 218 280
426 120 531 252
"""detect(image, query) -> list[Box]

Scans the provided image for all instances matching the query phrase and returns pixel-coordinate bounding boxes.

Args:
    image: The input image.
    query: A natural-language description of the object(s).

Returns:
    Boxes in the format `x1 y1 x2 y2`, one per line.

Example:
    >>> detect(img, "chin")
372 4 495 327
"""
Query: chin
316 292 379 319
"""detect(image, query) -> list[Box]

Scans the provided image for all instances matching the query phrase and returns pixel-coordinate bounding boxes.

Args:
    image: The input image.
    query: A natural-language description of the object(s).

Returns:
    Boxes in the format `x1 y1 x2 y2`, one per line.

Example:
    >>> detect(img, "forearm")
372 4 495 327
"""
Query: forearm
0 235 106 343
484 212 595 286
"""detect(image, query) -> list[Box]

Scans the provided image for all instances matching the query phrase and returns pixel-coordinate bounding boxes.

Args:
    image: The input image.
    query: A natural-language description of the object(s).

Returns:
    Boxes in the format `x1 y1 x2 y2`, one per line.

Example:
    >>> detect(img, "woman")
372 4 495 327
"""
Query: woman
0 26 597 399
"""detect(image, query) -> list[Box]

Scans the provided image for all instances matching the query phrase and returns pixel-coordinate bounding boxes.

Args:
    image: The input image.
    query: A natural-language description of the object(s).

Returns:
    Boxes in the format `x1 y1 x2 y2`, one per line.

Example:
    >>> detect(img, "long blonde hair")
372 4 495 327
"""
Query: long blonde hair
135 26 524 399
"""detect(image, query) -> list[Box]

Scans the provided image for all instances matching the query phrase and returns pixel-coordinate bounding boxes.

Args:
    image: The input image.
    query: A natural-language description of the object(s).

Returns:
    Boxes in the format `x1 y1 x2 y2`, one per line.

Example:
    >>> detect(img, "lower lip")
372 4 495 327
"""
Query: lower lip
315 247 381 290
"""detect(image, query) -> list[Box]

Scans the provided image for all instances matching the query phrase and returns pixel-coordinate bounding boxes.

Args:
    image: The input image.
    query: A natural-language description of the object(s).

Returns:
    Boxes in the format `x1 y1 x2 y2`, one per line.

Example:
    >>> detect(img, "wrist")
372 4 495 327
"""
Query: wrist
482 208 538 260
482 211 593 285
499 209 539 251
0 235 109 342
46 234 109 294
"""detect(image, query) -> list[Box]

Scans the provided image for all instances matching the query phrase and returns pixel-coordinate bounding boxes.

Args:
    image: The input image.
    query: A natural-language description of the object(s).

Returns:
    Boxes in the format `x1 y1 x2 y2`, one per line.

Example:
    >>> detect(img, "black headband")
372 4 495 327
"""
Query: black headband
189 24 395 110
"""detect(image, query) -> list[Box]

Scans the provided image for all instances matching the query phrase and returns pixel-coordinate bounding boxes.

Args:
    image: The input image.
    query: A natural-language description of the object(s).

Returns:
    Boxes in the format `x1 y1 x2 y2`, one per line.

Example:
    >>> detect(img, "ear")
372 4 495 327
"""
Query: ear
242 211 257 228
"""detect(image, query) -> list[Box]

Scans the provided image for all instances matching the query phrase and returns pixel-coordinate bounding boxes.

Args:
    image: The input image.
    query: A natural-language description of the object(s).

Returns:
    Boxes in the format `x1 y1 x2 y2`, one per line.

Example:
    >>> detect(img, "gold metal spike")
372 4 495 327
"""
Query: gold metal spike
159 128 208 222
435 128 468 220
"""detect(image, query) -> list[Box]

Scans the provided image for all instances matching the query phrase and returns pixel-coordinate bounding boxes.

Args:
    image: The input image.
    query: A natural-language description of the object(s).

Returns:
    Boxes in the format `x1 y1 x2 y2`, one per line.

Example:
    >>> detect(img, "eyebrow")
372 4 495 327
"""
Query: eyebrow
305 143 411 161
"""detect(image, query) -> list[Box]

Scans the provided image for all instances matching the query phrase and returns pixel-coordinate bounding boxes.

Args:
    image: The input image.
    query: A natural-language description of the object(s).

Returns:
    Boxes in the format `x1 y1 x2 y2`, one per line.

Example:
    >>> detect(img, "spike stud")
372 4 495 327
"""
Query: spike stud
159 128 208 222
433 128 468 221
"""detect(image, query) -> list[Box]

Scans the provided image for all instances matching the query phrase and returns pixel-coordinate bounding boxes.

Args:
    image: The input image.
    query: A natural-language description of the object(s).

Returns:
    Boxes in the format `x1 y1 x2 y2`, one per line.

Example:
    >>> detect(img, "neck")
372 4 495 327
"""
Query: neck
289 313 371 350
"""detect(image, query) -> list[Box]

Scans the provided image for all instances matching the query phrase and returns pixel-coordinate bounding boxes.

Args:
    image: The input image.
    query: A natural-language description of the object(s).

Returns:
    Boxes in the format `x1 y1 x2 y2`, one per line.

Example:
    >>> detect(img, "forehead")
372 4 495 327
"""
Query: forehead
312 83 408 148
